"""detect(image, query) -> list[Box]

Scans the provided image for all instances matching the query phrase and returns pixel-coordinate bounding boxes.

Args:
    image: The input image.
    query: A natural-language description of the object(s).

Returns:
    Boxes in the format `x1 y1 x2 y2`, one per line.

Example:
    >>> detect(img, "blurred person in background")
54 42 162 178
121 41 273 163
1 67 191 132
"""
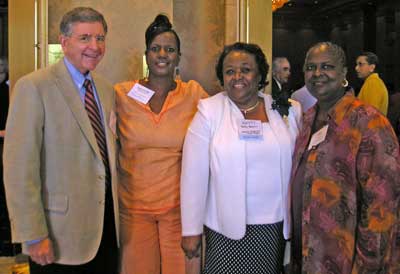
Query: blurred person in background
355 51 389 115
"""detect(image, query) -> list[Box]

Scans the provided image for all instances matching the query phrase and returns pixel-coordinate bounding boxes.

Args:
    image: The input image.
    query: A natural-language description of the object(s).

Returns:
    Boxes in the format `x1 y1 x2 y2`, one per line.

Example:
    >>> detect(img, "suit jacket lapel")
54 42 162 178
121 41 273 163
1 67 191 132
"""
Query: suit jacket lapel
51 60 101 158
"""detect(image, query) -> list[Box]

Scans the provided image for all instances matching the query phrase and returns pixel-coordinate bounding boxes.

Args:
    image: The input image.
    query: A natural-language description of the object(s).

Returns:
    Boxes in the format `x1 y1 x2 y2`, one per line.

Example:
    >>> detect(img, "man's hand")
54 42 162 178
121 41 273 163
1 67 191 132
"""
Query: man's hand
27 237 55 265
181 235 202 260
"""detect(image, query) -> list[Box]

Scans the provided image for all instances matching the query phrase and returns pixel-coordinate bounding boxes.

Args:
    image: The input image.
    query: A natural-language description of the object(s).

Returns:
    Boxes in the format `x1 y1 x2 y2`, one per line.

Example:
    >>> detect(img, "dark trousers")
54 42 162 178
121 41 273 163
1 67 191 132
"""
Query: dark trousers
29 187 118 274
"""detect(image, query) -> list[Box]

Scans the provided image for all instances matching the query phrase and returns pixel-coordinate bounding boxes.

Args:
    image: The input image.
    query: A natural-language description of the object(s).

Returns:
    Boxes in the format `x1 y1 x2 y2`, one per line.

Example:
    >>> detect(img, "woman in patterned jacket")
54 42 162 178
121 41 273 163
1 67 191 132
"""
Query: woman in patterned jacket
289 42 400 273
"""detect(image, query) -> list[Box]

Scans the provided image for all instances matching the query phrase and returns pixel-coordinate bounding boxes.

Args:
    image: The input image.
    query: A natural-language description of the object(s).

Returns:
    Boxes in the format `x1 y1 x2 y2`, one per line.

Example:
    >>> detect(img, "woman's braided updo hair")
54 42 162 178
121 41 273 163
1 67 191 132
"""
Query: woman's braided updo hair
145 14 181 55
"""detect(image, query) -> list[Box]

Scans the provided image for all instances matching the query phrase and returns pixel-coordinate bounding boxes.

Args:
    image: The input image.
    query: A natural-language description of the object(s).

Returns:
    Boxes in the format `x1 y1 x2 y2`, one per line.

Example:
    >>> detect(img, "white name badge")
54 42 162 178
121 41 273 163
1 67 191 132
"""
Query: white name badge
308 124 328 150
127 83 155 104
239 119 263 140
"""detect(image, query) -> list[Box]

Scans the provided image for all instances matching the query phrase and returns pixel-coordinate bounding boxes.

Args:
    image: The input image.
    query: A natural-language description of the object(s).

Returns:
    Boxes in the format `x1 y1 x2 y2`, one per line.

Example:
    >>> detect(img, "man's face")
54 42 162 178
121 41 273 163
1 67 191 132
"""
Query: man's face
274 59 291 84
60 22 106 74
355 56 375 79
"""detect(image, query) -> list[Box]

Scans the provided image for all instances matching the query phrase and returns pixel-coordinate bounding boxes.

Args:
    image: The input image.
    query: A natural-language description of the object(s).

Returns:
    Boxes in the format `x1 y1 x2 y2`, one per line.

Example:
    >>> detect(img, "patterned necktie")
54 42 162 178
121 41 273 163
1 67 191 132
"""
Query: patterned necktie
83 79 111 185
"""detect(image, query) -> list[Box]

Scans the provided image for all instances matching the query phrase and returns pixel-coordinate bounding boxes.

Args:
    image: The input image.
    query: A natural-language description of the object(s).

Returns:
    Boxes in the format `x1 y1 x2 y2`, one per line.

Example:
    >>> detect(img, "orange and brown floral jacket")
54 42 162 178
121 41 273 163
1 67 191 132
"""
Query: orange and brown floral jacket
290 93 400 274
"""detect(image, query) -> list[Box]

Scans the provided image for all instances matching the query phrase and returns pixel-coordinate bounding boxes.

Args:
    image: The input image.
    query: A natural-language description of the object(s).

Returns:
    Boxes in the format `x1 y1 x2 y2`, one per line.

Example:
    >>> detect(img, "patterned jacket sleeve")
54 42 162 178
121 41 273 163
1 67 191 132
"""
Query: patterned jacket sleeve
353 110 400 273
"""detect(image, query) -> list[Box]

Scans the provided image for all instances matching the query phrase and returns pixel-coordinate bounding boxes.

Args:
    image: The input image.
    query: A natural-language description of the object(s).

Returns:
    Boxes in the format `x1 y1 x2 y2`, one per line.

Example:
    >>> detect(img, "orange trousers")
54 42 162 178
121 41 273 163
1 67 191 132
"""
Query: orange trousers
119 206 185 274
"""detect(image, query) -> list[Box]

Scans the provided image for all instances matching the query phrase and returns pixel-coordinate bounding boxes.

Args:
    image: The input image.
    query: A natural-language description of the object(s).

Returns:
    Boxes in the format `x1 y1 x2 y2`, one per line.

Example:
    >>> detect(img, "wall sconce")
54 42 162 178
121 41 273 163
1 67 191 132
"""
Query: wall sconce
272 0 289 12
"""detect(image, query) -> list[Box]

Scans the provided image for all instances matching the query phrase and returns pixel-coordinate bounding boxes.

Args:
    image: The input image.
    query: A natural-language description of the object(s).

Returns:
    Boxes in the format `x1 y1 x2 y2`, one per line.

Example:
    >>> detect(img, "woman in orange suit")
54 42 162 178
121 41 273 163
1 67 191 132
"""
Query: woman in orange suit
114 14 208 274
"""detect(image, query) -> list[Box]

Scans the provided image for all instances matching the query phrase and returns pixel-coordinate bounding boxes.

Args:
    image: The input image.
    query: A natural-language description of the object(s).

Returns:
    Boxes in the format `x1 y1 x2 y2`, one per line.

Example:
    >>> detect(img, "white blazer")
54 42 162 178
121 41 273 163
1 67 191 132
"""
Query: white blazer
181 91 302 240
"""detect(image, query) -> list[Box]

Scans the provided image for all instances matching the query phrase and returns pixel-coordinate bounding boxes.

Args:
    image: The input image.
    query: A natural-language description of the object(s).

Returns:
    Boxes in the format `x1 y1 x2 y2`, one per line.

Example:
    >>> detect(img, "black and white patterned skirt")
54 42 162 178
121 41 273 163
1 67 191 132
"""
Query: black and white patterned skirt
203 222 285 274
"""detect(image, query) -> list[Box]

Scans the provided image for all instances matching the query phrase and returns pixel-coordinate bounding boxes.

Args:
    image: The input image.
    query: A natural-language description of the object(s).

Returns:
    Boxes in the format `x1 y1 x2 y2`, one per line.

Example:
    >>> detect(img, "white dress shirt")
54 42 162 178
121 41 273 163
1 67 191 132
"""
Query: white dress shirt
291 85 317 112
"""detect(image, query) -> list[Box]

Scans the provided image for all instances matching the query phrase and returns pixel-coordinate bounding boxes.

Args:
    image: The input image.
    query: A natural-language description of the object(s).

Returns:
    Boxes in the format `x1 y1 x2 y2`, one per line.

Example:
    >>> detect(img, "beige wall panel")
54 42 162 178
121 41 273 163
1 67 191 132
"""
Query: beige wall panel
173 0 225 94
225 0 238 44
48 0 173 84
248 0 272 93
173 0 272 94
11 0 272 92
8 0 36 91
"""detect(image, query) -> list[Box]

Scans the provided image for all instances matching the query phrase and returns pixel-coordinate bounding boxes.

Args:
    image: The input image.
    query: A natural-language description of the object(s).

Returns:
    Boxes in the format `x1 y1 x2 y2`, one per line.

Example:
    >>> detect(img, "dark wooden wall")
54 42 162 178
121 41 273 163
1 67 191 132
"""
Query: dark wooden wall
0 1 7 58
273 0 400 94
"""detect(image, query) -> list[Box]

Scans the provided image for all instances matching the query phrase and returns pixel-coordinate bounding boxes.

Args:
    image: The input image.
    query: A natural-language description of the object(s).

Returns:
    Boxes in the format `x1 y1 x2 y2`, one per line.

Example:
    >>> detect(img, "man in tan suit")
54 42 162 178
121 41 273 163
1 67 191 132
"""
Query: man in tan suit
3 7 119 274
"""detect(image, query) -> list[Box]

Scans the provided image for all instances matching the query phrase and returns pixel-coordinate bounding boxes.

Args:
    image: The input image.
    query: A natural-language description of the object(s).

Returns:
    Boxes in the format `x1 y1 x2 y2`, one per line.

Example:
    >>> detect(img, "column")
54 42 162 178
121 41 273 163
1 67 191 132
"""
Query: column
173 0 225 94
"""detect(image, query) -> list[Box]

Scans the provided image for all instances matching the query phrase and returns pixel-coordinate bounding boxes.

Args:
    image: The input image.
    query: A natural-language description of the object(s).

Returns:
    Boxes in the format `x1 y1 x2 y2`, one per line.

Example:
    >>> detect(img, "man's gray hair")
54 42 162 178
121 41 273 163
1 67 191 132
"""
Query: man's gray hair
272 57 289 73
60 7 107 36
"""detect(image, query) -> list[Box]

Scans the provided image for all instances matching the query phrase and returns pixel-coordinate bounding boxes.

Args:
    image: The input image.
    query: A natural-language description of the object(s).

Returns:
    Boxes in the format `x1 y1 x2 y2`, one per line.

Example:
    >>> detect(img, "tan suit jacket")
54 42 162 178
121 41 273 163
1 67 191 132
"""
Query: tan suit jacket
3 60 119 264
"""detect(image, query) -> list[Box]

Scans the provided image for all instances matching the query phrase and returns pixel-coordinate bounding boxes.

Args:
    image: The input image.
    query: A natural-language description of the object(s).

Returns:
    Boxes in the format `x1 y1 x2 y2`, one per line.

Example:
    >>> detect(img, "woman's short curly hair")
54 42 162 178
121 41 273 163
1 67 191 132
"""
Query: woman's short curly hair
215 42 269 89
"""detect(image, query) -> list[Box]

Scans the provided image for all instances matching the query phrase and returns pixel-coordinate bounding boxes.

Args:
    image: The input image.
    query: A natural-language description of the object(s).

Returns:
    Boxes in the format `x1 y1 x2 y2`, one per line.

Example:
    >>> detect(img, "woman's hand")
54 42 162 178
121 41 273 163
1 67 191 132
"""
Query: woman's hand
28 237 55 266
181 235 202 259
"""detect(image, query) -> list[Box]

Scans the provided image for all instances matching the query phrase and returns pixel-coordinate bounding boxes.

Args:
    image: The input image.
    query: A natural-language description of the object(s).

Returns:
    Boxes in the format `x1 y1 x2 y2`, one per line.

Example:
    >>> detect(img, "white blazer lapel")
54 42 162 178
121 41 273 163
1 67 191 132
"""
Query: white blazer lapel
210 94 247 239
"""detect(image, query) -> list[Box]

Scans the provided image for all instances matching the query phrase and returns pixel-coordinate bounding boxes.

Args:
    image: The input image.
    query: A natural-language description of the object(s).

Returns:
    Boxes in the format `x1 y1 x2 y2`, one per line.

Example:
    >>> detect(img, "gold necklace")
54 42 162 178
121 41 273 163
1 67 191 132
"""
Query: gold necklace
239 100 260 115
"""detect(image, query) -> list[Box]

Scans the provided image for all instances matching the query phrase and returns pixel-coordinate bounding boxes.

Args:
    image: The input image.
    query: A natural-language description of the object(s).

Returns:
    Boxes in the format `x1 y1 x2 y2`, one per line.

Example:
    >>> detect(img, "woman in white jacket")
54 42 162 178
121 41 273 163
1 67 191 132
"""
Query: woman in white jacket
180 42 302 274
